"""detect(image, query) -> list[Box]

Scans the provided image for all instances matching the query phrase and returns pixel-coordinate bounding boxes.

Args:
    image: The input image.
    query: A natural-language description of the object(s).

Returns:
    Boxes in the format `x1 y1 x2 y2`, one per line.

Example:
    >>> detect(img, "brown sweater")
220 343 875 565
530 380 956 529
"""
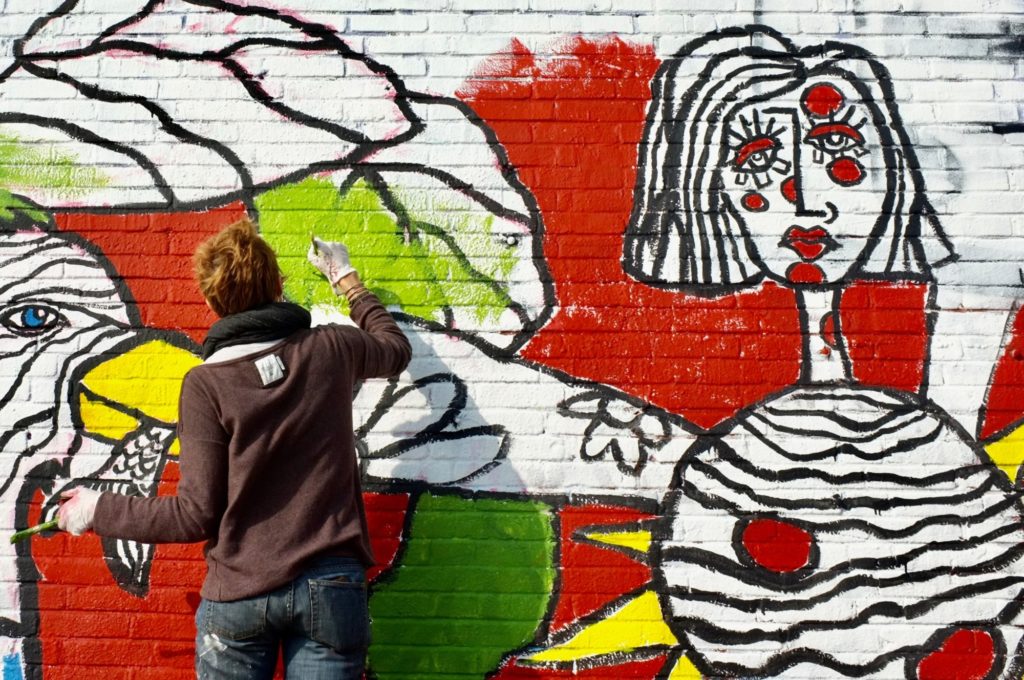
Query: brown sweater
93 293 411 601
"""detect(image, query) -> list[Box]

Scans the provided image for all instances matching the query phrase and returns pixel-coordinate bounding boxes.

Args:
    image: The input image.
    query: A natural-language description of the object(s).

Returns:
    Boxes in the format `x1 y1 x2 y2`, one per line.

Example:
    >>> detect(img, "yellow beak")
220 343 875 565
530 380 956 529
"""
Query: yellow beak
77 338 202 456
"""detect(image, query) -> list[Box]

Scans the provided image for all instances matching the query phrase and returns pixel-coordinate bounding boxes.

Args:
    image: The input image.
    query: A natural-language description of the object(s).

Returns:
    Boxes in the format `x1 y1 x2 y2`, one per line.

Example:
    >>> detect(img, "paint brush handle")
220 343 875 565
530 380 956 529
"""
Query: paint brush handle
9 520 59 544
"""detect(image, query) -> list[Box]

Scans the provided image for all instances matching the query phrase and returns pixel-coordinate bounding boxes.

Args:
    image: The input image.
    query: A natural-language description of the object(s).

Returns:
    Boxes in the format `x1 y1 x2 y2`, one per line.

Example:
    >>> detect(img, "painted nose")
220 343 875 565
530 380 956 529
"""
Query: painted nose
780 176 838 224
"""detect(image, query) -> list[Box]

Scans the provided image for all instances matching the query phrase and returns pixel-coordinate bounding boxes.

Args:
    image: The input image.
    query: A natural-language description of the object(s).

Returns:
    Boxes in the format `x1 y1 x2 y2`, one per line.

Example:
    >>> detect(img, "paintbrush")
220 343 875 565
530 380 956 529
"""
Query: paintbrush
10 520 59 544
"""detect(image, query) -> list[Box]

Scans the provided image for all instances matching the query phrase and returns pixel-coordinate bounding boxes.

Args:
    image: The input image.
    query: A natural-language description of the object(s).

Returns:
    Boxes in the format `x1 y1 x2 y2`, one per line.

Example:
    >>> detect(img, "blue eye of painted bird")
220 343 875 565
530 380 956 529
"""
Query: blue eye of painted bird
2 304 64 336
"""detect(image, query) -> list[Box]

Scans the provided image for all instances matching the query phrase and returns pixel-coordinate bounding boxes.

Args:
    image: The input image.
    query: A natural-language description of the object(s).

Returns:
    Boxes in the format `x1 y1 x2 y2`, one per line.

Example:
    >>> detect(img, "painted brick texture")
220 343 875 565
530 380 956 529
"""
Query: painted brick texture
0 1 1023 678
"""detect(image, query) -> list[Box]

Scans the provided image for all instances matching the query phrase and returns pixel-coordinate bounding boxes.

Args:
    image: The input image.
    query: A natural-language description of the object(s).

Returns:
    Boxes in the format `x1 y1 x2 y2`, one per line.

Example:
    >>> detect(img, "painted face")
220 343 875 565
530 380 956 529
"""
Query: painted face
722 76 890 286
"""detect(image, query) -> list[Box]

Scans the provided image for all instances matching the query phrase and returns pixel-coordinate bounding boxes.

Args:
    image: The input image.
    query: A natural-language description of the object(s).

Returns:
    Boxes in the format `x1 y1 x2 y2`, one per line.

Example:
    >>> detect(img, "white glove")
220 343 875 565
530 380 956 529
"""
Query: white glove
308 238 357 287
57 487 101 536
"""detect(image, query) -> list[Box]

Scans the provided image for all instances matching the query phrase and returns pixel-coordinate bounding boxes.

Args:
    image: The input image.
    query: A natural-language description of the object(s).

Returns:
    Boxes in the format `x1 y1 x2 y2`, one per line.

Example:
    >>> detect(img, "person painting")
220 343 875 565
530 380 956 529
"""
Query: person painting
56 217 411 679
622 26 1024 680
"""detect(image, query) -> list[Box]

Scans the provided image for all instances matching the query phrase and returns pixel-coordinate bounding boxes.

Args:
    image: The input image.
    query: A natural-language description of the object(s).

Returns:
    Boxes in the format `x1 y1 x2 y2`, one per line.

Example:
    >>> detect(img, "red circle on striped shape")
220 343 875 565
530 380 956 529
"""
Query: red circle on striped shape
917 629 996 680
740 518 813 573
802 84 845 118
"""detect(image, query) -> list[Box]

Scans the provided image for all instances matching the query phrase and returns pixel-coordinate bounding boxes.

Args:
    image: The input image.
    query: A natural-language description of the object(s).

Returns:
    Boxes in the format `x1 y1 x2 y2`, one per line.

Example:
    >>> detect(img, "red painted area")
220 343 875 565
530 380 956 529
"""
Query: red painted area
54 204 248 344
981 306 1024 439
741 518 813 573
802 84 845 118
807 123 864 146
742 192 768 212
821 312 837 349
734 137 777 168
781 176 798 204
827 157 865 186
549 504 654 632
461 37 802 429
840 282 928 394
785 226 831 262
916 629 996 680
785 263 824 285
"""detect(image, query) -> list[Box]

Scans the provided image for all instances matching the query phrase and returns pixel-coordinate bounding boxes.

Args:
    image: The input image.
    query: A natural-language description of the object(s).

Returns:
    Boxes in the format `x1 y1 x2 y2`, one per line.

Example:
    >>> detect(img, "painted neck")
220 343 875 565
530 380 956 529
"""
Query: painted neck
797 287 852 384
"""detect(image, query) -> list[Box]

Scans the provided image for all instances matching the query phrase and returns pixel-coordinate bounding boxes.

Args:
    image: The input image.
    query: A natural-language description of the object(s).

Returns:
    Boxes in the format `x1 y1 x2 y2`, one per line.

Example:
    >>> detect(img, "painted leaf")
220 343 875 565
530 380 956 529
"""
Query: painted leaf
259 174 541 351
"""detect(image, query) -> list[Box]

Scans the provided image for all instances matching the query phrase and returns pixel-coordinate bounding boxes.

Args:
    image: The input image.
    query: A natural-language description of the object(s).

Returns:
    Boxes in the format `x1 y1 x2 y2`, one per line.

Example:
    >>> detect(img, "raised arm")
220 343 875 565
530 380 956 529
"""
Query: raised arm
308 237 412 379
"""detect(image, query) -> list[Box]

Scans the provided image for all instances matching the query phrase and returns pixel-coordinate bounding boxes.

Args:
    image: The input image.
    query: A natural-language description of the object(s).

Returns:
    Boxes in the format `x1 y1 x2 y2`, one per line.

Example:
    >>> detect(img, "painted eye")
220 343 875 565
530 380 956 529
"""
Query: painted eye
733 137 779 173
805 123 864 155
1 304 65 336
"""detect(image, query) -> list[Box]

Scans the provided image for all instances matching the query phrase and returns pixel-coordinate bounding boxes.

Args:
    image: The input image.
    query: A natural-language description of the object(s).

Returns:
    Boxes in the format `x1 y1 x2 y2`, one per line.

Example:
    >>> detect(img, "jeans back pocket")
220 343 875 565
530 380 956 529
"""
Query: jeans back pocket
200 595 269 641
309 575 370 653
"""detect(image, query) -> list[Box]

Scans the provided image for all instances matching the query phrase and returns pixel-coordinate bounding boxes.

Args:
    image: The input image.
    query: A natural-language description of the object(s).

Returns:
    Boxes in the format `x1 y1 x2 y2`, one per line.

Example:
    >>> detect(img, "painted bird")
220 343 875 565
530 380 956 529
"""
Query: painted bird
0 194 197 678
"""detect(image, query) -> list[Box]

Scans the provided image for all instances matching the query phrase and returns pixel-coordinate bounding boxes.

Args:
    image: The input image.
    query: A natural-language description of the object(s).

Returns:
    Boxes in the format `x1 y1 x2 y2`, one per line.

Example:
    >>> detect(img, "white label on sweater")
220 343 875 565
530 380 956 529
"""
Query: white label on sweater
254 354 285 386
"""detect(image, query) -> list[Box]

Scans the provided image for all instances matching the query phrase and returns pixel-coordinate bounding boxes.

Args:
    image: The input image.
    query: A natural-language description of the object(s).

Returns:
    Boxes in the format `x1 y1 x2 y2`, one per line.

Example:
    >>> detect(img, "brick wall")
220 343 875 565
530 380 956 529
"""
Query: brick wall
1 1 1024 678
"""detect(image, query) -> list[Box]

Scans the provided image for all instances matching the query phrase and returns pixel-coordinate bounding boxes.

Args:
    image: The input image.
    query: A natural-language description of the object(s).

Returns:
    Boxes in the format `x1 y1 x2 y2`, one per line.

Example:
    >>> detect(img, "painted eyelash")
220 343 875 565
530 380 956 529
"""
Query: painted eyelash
806 107 869 163
727 112 792 189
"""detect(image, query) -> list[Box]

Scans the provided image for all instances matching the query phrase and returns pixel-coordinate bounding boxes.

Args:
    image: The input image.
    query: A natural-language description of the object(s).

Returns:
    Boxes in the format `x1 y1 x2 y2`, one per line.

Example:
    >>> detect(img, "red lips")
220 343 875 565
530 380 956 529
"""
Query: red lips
782 226 835 261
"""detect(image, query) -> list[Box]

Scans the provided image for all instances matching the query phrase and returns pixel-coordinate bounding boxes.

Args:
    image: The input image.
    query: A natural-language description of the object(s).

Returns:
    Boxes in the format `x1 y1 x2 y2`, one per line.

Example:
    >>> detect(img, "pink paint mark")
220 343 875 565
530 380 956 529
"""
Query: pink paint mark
224 15 244 34
802 84 845 118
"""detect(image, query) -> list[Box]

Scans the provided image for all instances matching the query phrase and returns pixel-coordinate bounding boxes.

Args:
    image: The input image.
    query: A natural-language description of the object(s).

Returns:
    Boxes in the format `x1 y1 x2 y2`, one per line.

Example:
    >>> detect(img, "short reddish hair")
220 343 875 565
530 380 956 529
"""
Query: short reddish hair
193 218 281 317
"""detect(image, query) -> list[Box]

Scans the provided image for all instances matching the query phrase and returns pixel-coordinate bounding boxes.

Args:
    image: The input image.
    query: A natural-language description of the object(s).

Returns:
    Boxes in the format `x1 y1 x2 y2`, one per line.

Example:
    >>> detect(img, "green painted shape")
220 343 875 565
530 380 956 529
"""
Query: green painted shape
0 190 50 225
0 131 108 197
369 493 554 680
255 176 517 325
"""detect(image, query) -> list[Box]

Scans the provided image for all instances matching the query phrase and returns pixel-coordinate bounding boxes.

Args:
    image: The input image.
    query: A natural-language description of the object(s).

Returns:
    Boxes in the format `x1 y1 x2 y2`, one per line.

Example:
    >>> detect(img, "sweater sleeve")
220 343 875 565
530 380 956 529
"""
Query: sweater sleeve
93 371 228 544
345 292 412 380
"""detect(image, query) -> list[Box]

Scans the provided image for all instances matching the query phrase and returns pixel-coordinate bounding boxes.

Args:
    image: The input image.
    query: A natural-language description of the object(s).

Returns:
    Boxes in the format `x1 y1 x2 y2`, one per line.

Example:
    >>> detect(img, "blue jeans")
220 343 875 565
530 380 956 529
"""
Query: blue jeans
195 557 369 679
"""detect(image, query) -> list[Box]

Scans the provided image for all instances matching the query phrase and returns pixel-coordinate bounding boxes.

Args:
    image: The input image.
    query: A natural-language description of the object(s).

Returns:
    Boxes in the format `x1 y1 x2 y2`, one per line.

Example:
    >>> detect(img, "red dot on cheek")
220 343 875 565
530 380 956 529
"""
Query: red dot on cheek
741 192 768 212
802 84 845 118
827 157 864 186
781 177 798 204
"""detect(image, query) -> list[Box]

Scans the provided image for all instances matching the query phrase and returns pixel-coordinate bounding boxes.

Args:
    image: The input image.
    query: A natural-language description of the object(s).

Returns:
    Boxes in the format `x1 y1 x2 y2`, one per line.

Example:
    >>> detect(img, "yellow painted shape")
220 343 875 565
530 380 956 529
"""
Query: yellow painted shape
80 340 200 425
78 391 140 442
666 654 702 679
169 438 181 457
525 590 677 664
985 422 1024 481
583 529 652 555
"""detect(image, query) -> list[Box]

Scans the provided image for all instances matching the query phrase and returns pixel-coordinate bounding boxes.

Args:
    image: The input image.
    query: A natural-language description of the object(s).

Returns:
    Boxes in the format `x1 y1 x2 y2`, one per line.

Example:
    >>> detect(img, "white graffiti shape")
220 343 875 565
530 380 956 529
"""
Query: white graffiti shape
352 322 695 499
0 0 416 209
662 386 1024 678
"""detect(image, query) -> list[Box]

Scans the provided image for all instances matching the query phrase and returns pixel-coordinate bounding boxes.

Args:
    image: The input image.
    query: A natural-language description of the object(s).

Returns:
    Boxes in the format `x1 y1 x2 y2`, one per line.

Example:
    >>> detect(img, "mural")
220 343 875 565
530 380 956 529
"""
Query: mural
0 3 1020 679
